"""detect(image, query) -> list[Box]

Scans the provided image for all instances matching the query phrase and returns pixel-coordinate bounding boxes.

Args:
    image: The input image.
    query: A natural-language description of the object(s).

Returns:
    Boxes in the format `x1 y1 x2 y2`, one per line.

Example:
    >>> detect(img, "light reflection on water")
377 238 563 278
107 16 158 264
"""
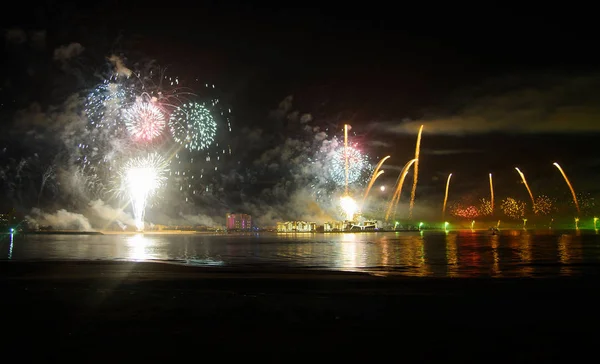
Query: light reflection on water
1 230 600 277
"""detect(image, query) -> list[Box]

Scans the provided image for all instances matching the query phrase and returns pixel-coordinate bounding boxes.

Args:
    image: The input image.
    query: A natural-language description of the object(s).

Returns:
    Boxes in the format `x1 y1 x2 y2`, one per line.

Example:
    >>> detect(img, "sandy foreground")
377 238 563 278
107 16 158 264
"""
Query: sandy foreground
1 260 598 362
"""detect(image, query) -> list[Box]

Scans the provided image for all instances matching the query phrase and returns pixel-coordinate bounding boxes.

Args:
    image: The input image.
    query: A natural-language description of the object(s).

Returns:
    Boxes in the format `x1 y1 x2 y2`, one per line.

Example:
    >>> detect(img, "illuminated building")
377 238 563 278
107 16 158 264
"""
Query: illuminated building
324 220 382 232
277 221 317 232
324 221 349 232
226 213 252 230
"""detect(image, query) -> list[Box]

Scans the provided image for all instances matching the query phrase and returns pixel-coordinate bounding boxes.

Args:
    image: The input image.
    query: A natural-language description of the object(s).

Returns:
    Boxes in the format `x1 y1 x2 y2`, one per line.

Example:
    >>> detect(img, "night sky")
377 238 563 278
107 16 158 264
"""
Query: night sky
1 1 599 223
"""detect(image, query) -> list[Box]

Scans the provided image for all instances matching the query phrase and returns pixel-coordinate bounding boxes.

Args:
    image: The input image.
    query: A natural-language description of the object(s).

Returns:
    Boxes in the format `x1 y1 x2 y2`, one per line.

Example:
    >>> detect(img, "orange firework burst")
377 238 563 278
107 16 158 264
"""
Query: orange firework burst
479 198 493 216
450 203 480 219
501 197 527 220
533 195 554 216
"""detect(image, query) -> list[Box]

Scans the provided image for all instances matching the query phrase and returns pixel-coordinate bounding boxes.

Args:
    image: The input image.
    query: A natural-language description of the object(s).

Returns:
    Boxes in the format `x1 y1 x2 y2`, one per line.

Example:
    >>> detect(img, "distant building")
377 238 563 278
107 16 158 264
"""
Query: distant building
277 221 317 232
323 220 381 232
350 220 381 230
324 221 349 232
226 213 252 230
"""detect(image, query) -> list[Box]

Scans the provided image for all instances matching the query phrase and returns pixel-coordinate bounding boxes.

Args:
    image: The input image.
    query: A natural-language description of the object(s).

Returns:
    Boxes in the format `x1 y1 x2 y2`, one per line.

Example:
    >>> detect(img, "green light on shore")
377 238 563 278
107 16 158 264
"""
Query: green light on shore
444 222 449 230
419 222 424 228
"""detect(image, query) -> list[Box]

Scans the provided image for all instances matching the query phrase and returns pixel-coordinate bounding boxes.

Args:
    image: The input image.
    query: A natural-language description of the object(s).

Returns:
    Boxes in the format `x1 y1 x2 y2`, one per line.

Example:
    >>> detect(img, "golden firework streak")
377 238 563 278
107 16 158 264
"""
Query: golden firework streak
385 158 417 222
442 173 452 220
553 162 580 215
515 167 535 209
344 124 349 196
409 125 424 220
361 156 390 208
489 173 494 215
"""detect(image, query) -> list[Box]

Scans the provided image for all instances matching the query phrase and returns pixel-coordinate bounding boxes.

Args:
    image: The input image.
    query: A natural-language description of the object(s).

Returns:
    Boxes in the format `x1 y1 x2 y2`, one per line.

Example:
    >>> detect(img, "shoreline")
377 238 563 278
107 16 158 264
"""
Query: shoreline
12 227 596 236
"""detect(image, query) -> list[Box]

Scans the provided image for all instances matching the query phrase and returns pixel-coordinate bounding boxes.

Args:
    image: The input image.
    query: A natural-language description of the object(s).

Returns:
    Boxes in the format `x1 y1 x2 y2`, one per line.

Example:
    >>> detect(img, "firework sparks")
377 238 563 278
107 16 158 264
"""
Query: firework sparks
344 124 349 195
124 98 166 141
340 195 358 221
169 102 217 151
515 167 536 209
573 193 595 216
450 204 480 219
479 198 492 216
329 145 369 186
385 158 417 222
533 195 553 215
489 173 494 215
85 82 134 129
442 173 452 220
553 162 580 215
500 197 527 220
361 155 390 208
120 153 168 231
409 125 424 219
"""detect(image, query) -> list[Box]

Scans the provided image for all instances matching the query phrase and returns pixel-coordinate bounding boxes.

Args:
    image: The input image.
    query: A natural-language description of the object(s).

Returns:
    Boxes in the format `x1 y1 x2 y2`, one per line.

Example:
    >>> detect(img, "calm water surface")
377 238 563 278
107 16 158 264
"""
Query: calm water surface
2 230 600 277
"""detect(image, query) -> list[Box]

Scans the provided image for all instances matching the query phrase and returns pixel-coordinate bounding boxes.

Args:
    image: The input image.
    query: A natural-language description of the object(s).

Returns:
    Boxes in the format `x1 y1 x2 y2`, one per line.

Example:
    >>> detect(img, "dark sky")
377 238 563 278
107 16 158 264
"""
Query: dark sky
5 2 598 109
2 1 599 203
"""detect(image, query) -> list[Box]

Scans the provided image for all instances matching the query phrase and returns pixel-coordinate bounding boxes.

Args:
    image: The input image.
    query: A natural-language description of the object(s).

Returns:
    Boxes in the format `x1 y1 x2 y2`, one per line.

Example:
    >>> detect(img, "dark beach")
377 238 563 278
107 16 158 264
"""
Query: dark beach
1 260 597 362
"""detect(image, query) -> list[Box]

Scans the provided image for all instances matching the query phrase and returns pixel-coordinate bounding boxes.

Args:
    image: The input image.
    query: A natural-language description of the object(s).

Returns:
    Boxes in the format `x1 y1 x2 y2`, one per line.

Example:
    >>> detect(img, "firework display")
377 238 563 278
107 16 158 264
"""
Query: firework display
119 153 168 231
2 51 598 233
450 204 480 219
533 195 554 215
385 158 417 222
66 59 237 229
409 125 424 219
124 98 166 141
501 197 527 220
84 82 134 129
169 102 217 151
329 145 368 186
479 198 493 216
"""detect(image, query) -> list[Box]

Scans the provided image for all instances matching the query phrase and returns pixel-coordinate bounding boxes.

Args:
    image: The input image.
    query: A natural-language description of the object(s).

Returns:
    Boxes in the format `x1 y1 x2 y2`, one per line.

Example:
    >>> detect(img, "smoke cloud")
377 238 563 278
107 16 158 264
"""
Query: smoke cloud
107 55 133 78
87 199 136 228
26 208 93 231
180 213 219 227
53 43 85 61
375 74 600 135
5 28 26 44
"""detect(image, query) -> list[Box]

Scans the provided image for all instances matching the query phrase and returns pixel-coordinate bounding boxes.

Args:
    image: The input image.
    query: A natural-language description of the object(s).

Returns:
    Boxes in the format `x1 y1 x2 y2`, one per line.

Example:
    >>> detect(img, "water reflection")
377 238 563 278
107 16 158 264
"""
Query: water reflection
3 230 600 278
445 233 458 277
126 234 155 261
490 234 500 276
339 235 358 269
8 233 14 259
558 234 571 275
380 237 390 266
518 231 533 276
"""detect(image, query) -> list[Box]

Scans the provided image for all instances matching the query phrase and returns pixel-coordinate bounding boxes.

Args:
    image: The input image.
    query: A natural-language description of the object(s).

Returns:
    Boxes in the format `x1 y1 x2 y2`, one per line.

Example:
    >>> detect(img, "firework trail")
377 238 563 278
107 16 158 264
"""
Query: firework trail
169 102 217 151
489 173 494 215
361 155 390 208
385 158 417 222
124 97 166 142
409 125 424 219
515 167 535 209
119 153 168 231
442 173 452 221
344 124 349 195
553 162 580 215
